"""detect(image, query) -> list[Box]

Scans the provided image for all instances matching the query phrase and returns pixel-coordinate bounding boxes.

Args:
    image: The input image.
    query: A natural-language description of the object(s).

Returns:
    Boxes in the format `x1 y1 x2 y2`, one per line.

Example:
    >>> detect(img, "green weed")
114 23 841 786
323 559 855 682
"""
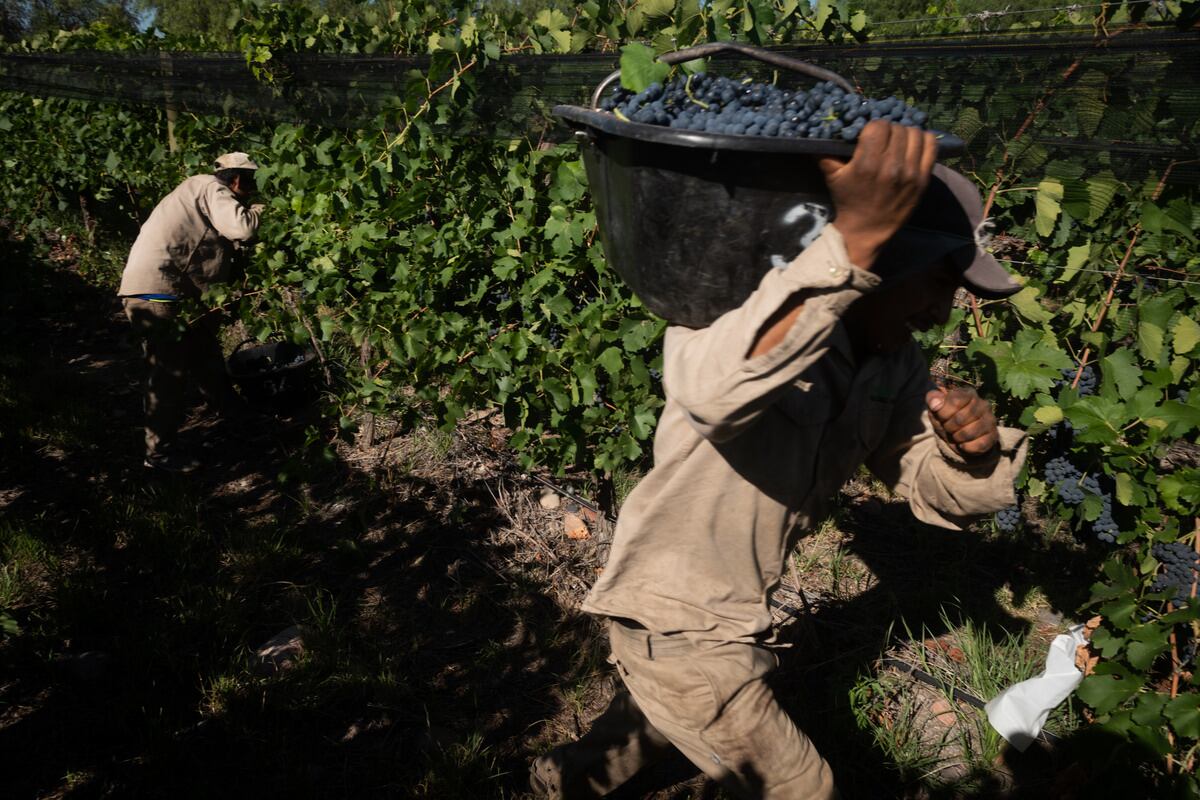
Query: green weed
851 606 1082 795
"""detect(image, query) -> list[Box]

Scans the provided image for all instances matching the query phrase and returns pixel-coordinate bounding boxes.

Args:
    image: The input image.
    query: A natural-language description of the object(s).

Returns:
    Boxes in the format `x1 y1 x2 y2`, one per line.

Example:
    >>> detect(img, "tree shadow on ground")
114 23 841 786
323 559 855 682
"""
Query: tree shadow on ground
0 232 605 799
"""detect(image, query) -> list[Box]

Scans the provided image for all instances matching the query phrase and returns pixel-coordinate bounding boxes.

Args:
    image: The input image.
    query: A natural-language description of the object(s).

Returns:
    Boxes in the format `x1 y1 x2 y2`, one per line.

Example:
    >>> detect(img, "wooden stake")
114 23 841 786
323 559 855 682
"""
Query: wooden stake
360 338 375 447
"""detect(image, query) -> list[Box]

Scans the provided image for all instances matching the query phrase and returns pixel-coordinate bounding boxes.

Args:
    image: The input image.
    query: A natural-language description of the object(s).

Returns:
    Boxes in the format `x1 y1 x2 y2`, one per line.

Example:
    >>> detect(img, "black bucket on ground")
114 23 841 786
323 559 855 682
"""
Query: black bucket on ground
553 42 964 329
226 340 319 412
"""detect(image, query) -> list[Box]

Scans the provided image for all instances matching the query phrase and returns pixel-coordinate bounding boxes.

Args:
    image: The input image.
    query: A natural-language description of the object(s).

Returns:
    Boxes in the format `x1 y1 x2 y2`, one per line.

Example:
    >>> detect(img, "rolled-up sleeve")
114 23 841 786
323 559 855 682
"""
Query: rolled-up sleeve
663 225 880 442
203 181 260 243
867 352 1028 529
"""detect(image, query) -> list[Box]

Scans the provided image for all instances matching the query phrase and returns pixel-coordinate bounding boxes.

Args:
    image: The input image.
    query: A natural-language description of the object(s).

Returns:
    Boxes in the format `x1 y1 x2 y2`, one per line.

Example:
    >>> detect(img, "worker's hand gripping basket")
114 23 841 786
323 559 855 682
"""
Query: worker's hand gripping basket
553 42 963 329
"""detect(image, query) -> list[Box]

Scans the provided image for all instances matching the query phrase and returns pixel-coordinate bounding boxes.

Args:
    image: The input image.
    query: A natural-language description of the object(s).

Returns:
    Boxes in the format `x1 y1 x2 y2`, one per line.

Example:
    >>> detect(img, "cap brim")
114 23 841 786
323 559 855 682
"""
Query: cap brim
961 249 1022 299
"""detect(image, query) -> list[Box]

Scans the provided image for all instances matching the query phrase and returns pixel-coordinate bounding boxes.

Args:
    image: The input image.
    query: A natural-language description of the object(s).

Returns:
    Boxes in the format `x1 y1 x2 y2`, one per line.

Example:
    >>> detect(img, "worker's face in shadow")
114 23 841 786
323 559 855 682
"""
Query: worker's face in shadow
843 255 960 359
230 172 258 202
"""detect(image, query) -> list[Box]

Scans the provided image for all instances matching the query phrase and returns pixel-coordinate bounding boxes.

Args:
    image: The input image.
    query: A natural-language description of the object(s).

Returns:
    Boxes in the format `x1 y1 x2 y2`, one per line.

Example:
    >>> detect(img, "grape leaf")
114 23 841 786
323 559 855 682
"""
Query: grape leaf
620 43 669 93
1101 348 1142 401
1147 401 1200 438
1086 171 1120 223
1172 315 1200 355
1164 694 1200 740
1137 296 1174 363
1055 243 1090 284
639 0 675 18
1142 202 1197 242
597 345 625 378
952 107 983 145
1099 595 1138 631
1066 395 1129 441
969 329 1074 398
814 0 834 29
1125 624 1170 670
543 377 570 411
1130 693 1166 732
619 319 662 353
1078 663 1143 715
1034 405 1063 425
1008 286 1053 324
1035 179 1063 238
1159 471 1200 513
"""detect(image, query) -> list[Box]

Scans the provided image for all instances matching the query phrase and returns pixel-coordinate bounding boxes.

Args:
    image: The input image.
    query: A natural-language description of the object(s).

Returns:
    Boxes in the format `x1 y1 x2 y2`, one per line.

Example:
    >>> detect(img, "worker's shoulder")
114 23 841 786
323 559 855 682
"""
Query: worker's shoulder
157 173 218 203
182 173 220 193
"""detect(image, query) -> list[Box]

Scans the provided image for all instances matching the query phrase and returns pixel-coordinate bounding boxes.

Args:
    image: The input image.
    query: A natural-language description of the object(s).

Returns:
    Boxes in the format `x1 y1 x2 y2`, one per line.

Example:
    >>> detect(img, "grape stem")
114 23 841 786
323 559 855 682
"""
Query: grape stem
282 287 333 388
683 74 710 109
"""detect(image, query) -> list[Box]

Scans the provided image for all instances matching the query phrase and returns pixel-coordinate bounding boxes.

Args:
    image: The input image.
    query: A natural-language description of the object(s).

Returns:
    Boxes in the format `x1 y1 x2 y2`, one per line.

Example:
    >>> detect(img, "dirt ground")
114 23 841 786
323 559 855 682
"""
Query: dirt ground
0 232 1107 799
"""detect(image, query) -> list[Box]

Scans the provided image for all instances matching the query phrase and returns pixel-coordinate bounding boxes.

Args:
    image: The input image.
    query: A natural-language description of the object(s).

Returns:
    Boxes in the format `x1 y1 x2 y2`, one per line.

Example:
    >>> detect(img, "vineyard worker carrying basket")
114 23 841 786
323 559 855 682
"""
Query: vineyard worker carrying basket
532 120 1028 799
118 152 263 473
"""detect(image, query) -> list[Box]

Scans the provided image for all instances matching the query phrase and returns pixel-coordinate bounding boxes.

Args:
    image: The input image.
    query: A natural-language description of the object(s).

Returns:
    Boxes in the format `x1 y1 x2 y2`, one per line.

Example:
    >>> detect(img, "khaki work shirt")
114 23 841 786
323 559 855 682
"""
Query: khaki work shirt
583 226 1027 645
118 174 260 299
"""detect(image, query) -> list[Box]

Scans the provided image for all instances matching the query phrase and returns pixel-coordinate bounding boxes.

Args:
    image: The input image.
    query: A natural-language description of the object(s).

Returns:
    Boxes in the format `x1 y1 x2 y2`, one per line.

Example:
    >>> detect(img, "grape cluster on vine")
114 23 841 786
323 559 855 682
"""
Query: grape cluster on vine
1043 456 1120 543
1045 456 1084 503
600 75 930 142
995 503 1021 532
1150 541 1200 608
1054 365 1096 396
1091 494 1119 544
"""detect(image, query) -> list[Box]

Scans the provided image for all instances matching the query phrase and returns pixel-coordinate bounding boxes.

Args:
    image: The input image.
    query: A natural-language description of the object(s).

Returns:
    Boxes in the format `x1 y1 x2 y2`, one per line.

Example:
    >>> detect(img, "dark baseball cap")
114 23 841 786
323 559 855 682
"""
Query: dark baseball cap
877 165 1022 299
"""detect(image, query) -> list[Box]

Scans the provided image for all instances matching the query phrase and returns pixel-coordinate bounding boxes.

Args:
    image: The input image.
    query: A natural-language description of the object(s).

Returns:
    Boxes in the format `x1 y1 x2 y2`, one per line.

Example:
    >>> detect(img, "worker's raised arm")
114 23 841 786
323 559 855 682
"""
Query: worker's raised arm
747 121 937 358
204 180 261 243
666 122 938 443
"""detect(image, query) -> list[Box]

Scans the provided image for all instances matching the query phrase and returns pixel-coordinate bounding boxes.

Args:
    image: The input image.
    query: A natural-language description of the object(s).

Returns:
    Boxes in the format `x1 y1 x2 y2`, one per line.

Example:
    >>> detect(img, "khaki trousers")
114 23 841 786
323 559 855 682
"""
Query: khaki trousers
123 299 235 458
541 619 837 799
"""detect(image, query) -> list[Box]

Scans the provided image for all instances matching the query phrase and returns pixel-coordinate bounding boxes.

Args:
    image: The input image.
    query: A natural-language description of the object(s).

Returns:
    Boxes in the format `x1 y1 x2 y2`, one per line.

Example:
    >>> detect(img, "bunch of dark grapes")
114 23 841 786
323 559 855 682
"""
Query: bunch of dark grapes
1044 457 1121 543
995 503 1021 532
1054 366 1097 396
1044 456 1084 504
1090 492 1119 544
1150 541 1199 608
599 74 930 142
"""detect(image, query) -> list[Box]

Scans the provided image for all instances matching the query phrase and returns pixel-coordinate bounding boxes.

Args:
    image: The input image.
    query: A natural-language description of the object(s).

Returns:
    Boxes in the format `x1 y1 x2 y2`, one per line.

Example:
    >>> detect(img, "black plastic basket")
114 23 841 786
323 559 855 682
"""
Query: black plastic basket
226 340 319 411
553 42 965 329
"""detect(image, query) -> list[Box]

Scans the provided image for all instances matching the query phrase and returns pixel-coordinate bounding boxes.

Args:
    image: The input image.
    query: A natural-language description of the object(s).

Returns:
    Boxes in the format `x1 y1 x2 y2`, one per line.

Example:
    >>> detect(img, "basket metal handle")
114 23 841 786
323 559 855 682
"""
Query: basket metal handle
589 42 857 110
231 337 260 355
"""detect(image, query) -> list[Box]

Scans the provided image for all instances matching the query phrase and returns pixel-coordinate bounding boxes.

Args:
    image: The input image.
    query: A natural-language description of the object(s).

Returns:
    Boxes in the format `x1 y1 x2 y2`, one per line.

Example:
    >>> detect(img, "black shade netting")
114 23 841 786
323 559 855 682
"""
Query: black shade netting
1 27 1197 186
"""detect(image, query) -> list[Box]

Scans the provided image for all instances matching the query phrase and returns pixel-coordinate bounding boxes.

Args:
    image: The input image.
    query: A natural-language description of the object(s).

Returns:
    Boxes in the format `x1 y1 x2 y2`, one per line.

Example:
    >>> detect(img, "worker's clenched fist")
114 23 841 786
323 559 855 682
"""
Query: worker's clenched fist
817 120 938 270
926 386 999 460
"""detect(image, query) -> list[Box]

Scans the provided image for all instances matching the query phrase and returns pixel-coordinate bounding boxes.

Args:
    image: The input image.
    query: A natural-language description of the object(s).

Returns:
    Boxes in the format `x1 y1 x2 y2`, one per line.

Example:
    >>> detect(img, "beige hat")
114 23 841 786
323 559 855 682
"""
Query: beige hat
214 152 259 171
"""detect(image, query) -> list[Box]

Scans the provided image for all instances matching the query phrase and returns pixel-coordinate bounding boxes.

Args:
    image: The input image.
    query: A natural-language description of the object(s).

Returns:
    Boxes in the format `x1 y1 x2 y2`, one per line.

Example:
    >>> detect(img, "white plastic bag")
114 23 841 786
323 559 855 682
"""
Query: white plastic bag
984 625 1088 751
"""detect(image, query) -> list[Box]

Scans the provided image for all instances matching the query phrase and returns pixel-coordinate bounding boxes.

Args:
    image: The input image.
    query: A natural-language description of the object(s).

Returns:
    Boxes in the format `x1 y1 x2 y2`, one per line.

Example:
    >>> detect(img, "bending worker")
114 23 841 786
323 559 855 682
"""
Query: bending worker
532 120 1027 798
118 152 262 473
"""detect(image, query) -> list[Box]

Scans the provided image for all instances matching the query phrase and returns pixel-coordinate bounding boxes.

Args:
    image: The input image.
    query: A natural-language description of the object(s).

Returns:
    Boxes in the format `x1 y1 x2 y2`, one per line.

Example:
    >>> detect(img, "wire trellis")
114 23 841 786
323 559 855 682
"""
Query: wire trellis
996 258 1200 286
868 0 1164 28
